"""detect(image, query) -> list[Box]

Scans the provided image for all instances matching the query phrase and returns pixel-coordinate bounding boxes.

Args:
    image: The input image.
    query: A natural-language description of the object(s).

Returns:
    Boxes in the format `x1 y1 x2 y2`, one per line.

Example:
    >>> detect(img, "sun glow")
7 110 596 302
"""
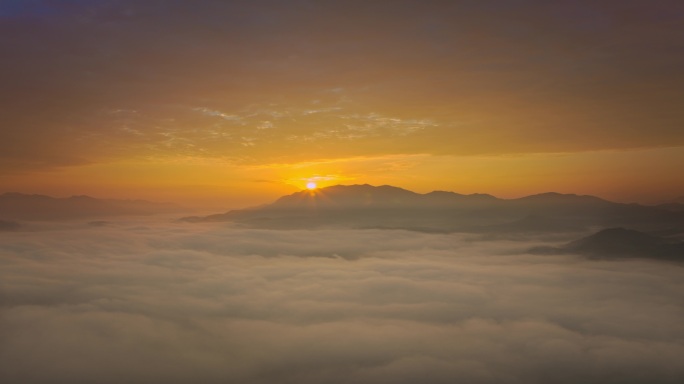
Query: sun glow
306 181 317 190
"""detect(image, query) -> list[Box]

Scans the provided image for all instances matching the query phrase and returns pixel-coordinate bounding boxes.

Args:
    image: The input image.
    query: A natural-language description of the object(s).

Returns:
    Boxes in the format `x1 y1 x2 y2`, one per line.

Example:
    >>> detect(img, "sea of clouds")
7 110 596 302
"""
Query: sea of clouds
1 220 683 384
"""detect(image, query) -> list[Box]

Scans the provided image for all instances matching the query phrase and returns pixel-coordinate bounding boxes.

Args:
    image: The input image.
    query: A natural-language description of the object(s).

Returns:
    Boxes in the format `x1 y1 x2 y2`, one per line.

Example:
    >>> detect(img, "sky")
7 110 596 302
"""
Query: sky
1 0 683 207
2 221 684 383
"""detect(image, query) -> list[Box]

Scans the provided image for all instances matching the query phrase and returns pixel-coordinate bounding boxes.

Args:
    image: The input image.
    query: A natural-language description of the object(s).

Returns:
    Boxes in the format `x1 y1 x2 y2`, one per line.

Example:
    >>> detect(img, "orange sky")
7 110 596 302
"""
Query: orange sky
1 1 683 208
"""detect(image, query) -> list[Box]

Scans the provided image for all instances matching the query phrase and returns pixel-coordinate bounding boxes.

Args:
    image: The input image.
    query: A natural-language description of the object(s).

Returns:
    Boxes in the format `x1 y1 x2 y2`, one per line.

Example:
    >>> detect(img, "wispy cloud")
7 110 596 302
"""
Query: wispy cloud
340 113 438 136
193 107 245 123
302 106 343 115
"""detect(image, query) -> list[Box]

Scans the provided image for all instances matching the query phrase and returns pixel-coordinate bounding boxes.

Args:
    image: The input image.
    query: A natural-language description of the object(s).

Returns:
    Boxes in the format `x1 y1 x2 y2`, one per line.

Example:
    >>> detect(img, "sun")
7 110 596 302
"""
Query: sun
306 181 317 190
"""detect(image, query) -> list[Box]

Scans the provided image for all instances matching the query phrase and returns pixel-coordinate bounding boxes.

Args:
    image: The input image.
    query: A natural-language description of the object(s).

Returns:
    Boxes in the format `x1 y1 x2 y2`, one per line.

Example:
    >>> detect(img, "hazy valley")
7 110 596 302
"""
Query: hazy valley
2 185 683 383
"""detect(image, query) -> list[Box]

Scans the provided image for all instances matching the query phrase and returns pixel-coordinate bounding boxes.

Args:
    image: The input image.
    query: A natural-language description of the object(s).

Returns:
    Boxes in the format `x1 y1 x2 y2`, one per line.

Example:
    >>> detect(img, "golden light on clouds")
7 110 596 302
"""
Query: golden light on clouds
0 1 682 206
3 146 682 208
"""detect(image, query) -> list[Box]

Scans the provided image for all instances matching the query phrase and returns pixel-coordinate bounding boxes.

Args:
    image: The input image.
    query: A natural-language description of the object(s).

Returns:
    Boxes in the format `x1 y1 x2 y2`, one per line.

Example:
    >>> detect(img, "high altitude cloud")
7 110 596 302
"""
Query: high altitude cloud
1 221 683 383
1 0 684 172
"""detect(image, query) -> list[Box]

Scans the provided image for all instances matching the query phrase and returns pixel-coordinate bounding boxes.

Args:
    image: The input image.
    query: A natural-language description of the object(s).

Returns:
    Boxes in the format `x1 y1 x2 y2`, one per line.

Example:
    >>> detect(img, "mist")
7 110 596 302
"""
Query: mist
1 220 683 384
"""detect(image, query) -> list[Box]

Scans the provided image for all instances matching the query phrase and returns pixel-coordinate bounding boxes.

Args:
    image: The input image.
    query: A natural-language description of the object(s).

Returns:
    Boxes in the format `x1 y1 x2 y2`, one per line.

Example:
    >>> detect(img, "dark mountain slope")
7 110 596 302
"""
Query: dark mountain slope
0 193 183 220
531 227 684 261
182 185 684 233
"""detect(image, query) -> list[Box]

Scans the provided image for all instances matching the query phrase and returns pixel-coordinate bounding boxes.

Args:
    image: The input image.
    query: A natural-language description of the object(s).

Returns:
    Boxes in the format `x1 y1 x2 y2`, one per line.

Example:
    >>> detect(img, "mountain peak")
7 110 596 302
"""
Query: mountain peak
271 184 506 209
273 184 419 208
567 227 660 255
519 192 600 199
68 195 98 201
267 184 621 210
182 184 684 234
514 192 609 204
315 184 413 193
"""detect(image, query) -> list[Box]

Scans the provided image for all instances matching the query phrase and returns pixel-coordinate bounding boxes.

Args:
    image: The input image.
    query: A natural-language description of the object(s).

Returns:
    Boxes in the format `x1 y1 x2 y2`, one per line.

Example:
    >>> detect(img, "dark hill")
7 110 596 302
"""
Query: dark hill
182 184 684 233
181 184 508 230
0 193 183 220
271 184 422 208
531 228 684 262
269 184 500 210
566 228 661 256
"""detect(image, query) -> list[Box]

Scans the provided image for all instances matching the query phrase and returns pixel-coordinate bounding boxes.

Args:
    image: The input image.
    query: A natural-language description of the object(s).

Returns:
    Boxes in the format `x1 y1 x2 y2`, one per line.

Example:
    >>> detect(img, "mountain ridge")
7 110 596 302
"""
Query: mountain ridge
181 184 684 232
530 227 684 262
0 192 184 220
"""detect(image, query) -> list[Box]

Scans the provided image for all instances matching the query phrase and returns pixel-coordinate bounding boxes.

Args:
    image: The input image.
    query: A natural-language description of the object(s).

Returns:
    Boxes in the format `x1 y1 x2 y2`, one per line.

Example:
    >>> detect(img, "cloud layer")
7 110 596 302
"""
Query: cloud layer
1 221 683 383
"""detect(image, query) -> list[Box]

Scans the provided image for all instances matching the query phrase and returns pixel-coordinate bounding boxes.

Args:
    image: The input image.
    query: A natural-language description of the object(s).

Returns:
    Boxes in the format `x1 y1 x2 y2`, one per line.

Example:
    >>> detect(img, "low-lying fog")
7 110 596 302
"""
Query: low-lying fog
1 220 683 384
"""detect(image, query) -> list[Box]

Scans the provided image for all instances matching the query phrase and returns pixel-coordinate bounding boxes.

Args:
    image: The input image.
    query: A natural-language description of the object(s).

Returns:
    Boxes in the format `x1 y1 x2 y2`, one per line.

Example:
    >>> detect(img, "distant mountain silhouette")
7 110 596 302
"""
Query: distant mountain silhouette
567 228 661 255
182 184 684 233
531 227 684 261
268 184 499 209
182 184 506 229
657 202 684 212
0 192 183 220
